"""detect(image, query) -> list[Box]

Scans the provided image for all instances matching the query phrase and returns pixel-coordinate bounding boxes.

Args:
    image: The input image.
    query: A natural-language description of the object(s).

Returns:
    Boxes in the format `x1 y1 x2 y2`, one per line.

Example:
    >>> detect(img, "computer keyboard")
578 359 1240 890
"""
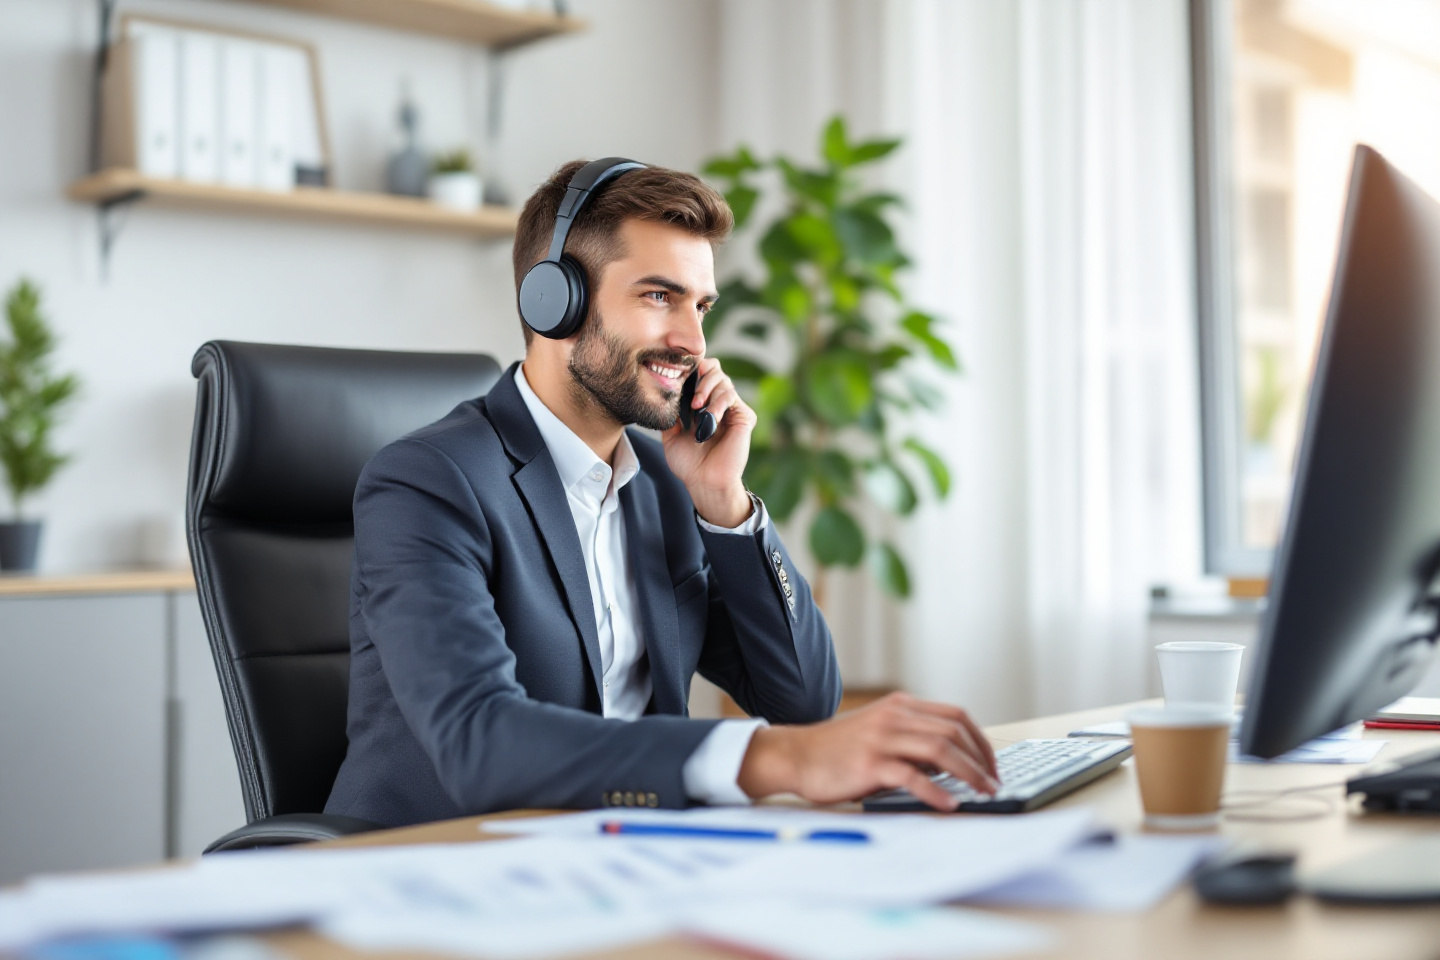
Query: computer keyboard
862 738 1133 813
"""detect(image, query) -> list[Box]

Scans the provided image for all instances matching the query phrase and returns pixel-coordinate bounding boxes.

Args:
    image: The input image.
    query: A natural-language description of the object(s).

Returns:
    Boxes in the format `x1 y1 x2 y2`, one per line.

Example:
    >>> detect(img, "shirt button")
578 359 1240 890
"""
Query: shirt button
604 679 611 688
590 468 604 481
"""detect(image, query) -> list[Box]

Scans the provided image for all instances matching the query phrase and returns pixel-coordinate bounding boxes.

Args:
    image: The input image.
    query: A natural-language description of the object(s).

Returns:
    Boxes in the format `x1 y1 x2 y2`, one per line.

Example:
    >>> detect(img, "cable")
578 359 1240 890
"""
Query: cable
1221 779 1350 823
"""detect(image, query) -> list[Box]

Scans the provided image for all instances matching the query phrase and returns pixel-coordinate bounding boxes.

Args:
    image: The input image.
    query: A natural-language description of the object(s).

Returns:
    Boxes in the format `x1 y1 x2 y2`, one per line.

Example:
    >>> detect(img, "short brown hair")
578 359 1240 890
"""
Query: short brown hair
512 160 733 344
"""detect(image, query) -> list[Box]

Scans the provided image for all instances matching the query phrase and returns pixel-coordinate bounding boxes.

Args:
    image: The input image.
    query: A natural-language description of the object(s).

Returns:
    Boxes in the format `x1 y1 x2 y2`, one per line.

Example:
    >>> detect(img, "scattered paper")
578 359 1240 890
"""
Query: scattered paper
1231 738 1385 764
682 902 1052 960
2 809 1095 960
691 809 1096 908
966 833 1222 912
1067 721 1132 738
1069 715 1379 763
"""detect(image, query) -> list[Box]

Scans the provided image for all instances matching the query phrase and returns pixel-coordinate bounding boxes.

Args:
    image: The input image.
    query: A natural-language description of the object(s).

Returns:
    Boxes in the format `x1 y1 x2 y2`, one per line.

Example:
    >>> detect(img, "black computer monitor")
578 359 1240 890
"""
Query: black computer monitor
1240 145 1440 759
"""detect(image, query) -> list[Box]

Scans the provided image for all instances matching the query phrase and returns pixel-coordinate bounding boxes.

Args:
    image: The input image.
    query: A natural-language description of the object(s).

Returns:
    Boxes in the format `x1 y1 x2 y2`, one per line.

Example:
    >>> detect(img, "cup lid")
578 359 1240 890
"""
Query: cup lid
1154 641 1244 653
1126 703 1234 728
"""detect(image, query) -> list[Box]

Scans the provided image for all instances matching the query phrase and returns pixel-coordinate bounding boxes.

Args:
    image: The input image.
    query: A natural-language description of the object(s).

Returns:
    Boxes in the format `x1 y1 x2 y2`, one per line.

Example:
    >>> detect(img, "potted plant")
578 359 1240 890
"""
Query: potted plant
0 279 81 572
701 117 960 605
427 148 483 212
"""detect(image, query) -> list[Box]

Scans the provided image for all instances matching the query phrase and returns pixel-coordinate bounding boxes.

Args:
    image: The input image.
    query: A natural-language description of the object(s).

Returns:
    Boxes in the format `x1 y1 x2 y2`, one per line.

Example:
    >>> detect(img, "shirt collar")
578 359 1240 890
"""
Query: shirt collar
514 364 640 496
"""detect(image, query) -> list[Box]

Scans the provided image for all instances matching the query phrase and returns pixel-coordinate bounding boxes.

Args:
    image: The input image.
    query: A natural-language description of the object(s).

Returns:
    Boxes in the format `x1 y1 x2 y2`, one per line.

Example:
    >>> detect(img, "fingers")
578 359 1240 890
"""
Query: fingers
876 761 958 812
894 713 999 786
900 698 999 778
885 733 997 796
688 359 756 439
689 357 724 410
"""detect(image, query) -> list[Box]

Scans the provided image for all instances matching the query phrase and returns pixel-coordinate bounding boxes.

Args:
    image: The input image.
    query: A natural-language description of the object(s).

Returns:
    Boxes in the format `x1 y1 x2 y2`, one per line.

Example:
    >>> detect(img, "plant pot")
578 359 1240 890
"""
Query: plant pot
0 520 42 572
427 172 482 212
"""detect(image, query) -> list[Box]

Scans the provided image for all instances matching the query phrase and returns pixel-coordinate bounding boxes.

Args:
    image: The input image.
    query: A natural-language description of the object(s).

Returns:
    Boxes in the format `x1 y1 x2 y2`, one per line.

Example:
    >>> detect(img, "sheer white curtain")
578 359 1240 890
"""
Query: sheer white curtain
900 0 1203 720
1013 0 1204 713
713 0 1203 720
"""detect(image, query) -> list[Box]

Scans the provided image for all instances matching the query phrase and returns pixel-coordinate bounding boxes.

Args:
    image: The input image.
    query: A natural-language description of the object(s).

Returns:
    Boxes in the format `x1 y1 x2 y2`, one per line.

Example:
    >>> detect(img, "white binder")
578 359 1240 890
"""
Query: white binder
218 39 258 188
256 44 295 192
126 26 180 178
274 45 326 184
178 31 220 182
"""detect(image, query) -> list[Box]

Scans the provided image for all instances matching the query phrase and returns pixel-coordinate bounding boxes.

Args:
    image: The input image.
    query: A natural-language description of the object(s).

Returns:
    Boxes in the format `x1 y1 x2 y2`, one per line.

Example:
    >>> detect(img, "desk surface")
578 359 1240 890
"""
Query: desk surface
0 568 194 597
266 702 1440 960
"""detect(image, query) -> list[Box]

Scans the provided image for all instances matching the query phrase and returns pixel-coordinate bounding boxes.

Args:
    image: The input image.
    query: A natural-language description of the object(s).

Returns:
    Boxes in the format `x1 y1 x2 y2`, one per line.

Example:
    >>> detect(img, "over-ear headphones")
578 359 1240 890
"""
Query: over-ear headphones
518 157 647 340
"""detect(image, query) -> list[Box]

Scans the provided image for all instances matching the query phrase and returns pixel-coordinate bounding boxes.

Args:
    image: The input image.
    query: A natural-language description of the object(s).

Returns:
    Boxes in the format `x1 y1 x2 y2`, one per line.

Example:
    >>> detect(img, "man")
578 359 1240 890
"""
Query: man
325 159 998 827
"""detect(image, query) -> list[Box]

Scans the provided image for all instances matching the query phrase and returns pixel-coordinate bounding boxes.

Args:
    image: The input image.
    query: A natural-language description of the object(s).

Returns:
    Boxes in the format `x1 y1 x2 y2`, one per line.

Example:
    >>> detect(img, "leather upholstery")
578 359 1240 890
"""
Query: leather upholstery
203 814 384 853
187 341 502 830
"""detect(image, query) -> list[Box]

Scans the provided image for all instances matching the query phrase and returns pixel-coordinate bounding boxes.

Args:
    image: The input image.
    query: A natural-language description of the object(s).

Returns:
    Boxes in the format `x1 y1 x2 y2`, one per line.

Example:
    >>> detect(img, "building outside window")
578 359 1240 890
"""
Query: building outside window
1194 0 1440 575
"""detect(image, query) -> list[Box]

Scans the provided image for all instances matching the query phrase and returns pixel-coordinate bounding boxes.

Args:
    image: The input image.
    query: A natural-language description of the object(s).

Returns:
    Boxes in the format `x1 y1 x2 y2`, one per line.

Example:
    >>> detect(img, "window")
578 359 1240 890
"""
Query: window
1192 0 1440 575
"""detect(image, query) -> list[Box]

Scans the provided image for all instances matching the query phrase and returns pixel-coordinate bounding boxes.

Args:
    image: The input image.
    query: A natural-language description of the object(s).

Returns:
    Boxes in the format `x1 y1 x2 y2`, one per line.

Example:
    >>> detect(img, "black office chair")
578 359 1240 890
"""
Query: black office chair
187 340 502 852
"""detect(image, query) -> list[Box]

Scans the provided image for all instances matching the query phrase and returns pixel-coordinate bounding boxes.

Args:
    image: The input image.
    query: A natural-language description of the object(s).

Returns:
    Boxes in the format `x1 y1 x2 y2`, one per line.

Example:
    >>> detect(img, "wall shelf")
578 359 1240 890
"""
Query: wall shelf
242 0 585 49
68 169 520 239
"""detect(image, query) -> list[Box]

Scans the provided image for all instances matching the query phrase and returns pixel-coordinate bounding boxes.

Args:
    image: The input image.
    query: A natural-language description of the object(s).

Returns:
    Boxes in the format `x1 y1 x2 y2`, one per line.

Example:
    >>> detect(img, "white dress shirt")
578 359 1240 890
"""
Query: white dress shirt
514 365 765 804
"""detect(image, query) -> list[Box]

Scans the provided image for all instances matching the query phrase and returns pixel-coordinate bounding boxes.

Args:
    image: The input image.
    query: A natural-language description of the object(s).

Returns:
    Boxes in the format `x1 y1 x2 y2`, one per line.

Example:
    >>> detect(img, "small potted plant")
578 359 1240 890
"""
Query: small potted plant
427 148 482 212
0 279 81 572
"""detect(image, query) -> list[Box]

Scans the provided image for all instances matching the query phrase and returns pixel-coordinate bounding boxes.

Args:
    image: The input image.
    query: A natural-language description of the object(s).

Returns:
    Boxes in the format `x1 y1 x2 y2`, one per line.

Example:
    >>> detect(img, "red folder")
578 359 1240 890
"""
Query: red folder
1362 719 1440 731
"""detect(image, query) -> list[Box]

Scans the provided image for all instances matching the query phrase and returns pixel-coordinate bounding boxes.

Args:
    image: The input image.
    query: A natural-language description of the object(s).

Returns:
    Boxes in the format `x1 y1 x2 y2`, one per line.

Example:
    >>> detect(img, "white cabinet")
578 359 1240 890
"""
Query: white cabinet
0 587 244 884
173 592 246 856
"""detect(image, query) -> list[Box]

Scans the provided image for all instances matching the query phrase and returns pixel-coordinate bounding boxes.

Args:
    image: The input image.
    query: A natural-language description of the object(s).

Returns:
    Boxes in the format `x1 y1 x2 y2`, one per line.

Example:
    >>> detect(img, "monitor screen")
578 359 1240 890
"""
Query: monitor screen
1240 145 1440 758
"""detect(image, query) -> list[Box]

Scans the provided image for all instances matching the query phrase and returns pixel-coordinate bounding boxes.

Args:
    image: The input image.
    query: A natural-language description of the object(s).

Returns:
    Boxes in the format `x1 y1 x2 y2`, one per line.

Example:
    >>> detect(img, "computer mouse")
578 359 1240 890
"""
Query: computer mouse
1193 851 1297 905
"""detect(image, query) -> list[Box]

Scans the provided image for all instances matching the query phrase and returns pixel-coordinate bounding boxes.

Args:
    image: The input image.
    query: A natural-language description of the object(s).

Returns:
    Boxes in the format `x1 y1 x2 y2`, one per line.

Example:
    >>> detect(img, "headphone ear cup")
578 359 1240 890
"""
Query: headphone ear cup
518 257 588 339
554 254 589 339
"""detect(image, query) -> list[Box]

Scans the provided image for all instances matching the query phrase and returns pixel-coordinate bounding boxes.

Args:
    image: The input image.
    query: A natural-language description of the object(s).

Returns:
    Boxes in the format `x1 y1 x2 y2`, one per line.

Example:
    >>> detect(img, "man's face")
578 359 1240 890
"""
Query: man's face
567 219 718 430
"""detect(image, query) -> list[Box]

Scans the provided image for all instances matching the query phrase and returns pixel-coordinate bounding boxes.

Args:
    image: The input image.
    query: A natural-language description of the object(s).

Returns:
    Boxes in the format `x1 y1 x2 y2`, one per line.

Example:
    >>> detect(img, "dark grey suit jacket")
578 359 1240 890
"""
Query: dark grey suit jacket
325 364 842 827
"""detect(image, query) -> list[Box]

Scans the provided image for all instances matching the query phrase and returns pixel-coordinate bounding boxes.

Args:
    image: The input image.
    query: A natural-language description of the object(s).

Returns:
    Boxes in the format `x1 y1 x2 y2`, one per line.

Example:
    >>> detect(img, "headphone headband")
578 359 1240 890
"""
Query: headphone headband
544 157 647 262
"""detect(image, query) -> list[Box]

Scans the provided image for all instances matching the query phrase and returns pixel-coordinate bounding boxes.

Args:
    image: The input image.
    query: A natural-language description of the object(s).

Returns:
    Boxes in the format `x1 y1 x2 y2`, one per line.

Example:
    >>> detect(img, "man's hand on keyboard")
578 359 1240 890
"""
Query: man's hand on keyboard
736 692 1000 811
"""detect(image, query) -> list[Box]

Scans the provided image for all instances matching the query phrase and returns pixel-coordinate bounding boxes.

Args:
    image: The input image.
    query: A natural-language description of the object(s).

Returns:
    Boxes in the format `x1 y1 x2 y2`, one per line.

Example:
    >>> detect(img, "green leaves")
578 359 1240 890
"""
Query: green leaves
699 118 961 599
702 146 761 179
725 184 759 231
900 311 959 371
821 116 902 171
809 506 864 566
863 460 918 515
0 278 81 517
832 207 898 266
745 446 807 521
903 437 951 498
805 351 873 425
869 542 911 597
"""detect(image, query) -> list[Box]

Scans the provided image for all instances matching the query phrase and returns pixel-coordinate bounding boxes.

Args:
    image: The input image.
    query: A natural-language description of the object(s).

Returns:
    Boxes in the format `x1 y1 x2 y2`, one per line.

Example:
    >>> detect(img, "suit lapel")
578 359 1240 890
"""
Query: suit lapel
486 367 604 704
621 469 684 716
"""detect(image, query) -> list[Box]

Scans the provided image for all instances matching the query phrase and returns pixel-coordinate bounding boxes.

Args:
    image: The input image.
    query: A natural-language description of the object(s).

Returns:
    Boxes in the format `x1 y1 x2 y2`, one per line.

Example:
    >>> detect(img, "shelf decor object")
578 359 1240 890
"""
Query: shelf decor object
67 169 519 237
72 0 583 272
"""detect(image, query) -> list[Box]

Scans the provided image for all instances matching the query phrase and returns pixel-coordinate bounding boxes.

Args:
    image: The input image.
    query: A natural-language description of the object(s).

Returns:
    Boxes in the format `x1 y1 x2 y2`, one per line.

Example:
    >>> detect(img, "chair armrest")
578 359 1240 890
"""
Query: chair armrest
203 813 384 853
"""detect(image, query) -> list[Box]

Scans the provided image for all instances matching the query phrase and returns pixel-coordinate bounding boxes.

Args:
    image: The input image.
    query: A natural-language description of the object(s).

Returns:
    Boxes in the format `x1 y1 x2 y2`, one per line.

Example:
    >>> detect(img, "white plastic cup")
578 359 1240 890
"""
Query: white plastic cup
1155 641 1243 710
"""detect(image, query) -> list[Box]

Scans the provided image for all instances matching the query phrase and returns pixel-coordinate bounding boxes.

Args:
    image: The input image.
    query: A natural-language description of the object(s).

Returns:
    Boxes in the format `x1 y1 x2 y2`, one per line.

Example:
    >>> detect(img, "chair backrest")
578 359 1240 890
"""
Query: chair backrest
187 341 502 822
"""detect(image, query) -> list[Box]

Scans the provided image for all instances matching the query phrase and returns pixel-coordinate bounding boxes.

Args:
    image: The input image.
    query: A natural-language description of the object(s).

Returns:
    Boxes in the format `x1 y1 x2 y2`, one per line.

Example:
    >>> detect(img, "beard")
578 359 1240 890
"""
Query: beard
567 311 692 431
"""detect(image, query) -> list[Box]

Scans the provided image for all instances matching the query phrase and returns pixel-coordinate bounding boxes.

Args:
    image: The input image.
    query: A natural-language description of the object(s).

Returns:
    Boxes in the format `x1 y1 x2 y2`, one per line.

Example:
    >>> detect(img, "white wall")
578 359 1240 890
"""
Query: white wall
0 0 719 572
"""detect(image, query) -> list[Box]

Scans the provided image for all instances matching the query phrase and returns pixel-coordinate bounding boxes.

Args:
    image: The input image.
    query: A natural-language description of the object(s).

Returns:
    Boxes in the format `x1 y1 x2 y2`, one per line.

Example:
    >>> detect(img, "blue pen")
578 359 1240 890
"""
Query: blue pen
599 821 870 843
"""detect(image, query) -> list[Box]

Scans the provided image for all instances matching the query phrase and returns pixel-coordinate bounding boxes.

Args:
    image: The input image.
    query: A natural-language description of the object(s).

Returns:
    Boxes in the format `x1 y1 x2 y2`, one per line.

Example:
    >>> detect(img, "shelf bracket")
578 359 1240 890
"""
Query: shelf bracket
97 189 144 283
89 0 118 174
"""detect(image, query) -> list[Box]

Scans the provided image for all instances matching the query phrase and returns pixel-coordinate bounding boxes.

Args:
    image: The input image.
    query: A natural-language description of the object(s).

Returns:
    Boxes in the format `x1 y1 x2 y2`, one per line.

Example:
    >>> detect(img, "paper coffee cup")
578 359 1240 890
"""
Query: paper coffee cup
1126 703 1231 831
1155 641 1243 709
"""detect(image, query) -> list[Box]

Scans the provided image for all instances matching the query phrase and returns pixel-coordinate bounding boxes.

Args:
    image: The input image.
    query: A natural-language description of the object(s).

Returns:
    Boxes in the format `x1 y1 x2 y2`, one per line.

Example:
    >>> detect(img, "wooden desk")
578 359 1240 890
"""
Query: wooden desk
254 703 1440 959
